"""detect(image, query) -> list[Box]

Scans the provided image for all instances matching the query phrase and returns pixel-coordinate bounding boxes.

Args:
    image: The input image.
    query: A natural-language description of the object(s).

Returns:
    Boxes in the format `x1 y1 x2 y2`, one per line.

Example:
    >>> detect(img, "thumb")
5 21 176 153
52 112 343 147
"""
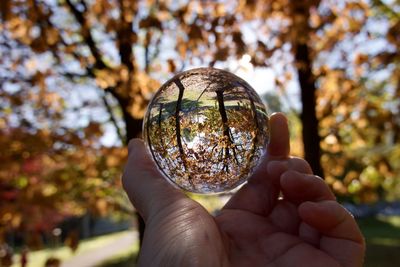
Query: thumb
122 139 187 221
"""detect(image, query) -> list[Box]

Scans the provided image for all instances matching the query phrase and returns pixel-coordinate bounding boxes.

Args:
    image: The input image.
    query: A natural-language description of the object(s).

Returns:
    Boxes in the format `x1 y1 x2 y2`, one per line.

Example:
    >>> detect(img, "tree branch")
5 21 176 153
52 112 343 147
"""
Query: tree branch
372 0 400 19
117 0 136 72
101 90 126 145
65 0 107 69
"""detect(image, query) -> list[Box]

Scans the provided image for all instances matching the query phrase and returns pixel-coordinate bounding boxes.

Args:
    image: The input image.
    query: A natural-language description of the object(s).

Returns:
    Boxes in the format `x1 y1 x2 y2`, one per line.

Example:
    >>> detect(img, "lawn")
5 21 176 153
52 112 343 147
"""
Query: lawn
10 230 137 267
358 216 400 267
10 216 399 267
97 252 138 267
99 216 400 267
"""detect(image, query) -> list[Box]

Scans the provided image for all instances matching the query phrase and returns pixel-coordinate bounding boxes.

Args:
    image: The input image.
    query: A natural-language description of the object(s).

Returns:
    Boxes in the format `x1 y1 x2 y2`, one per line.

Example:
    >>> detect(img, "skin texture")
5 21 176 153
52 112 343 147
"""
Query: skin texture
122 113 365 267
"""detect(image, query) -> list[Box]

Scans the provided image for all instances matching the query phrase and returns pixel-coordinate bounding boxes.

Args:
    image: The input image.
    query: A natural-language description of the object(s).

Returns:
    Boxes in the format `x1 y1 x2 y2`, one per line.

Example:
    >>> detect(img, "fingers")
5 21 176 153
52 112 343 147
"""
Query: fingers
222 165 279 215
267 112 290 159
298 201 363 243
280 170 336 205
298 222 320 246
267 157 313 181
265 158 314 234
122 139 186 221
282 162 365 265
298 201 365 267
223 113 290 214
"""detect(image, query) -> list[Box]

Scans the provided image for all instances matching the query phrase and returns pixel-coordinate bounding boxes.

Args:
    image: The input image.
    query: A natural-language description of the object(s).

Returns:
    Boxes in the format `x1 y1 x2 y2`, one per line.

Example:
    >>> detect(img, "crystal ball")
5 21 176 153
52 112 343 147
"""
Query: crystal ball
143 67 269 193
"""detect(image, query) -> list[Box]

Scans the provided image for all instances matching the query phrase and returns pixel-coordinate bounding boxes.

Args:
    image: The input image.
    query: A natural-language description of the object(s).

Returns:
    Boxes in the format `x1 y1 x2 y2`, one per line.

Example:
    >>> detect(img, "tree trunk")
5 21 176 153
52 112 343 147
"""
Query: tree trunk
173 79 191 181
122 110 146 246
216 90 239 171
295 43 324 178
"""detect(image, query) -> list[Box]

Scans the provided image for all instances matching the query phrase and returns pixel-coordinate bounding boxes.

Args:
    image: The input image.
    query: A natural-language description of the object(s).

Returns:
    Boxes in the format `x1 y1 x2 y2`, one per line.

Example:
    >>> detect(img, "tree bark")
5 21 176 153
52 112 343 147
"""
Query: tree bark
295 43 324 177
173 79 193 185
173 80 189 170
121 109 146 245
216 90 231 172
216 90 239 170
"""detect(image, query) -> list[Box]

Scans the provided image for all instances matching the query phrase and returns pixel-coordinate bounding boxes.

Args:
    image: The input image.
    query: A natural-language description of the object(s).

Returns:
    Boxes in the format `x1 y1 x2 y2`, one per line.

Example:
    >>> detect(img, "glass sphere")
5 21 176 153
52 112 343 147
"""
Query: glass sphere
143 67 269 194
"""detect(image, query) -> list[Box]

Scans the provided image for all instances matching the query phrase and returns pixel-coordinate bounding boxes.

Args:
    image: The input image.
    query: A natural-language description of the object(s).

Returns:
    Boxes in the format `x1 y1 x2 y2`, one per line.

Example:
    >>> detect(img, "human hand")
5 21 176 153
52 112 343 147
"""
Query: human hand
122 113 365 267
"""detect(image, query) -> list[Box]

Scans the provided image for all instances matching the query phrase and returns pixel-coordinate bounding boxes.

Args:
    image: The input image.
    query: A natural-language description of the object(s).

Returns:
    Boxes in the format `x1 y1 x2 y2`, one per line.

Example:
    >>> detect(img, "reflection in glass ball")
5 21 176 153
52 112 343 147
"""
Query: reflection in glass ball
143 68 269 194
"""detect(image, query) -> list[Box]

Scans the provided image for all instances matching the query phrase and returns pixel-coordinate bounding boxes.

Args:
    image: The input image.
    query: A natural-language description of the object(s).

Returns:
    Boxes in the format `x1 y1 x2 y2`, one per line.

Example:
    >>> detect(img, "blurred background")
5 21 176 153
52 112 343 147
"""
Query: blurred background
0 0 399 266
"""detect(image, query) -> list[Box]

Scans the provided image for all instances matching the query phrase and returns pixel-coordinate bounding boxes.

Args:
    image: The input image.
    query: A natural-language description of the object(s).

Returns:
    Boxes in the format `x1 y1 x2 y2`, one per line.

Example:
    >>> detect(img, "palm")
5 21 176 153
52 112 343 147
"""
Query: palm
142 193 362 267
217 201 336 267
123 114 364 267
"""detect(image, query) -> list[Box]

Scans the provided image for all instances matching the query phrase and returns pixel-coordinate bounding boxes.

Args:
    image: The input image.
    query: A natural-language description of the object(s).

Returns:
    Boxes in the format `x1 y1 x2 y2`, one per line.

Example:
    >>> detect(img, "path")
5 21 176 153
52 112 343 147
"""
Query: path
61 231 137 267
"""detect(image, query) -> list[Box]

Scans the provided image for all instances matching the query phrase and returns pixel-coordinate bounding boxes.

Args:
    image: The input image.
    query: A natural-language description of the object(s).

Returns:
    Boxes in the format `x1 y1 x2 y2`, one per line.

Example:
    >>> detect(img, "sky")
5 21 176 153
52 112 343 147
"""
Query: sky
99 54 301 146
5 0 395 147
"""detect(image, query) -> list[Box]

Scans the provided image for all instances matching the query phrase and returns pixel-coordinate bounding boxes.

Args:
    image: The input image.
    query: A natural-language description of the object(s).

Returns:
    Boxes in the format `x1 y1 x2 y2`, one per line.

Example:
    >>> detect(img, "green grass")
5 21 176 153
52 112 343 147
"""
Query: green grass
11 230 136 267
99 216 400 267
96 250 138 267
95 236 139 267
13 216 399 267
358 216 400 267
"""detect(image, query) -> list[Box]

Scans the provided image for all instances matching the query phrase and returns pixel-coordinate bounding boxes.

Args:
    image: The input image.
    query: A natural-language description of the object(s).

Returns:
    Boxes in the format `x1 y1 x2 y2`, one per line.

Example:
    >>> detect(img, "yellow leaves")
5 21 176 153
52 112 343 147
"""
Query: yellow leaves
0 118 6 130
95 66 135 90
43 92 64 113
360 166 383 188
86 167 99 178
91 0 112 16
42 184 57 197
11 214 22 228
332 180 347 194
128 95 147 119
106 155 119 168
320 70 342 92
215 3 227 17
7 17 31 43
312 2 367 52
45 27 59 46
344 170 359 184
15 176 28 189
103 147 127 168
0 211 21 228
157 9 171 21
95 69 118 89
10 140 23 152
120 66 129 82
310 7 322 28
324 133 338 144
95 199 108 216
5 12 60 50
25 58 38 72
348 179 362 194
177 37 187 59
84 122 103 137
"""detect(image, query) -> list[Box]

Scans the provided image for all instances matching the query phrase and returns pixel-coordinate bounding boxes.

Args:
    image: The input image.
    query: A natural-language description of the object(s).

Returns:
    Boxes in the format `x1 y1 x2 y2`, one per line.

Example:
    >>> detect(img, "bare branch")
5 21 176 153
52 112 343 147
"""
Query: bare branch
101 90 126 144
